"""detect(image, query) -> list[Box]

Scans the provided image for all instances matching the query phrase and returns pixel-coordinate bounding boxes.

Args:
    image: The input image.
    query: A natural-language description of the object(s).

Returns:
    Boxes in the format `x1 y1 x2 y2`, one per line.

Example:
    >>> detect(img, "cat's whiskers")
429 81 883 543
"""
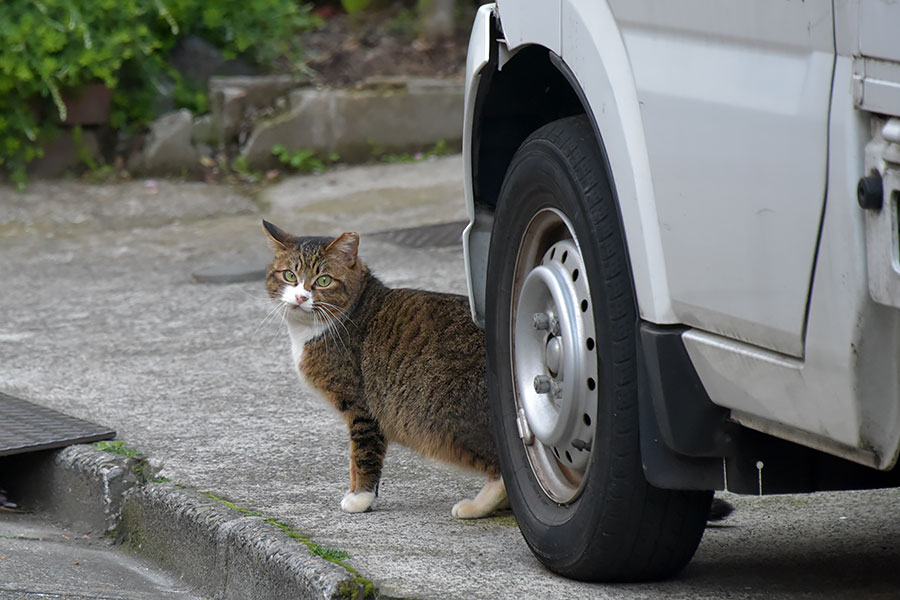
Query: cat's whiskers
317 301 358 331
319 308 345 356
315 307 340 354
255 298 287 334
310 309 327 354
314 303 349 355
316 302 347 334
315 302 356 347
265 302 291 348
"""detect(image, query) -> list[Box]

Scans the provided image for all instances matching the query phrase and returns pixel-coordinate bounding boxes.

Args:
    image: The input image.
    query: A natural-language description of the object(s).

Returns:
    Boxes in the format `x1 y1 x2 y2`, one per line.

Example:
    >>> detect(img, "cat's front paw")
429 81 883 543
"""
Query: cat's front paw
452 499 487 519
341 491 376 513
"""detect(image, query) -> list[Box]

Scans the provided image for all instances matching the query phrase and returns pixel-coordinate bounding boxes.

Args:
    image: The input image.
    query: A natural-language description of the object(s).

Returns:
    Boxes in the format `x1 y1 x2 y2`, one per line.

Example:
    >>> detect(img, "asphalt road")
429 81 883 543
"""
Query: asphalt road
1 157 899 599
0 510 201 599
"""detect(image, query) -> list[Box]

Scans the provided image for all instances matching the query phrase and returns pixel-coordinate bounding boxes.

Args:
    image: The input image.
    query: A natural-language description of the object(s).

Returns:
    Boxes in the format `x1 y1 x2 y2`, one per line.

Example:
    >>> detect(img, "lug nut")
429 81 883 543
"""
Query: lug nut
549 316 561 337
534 375 551 393
550 380 562 399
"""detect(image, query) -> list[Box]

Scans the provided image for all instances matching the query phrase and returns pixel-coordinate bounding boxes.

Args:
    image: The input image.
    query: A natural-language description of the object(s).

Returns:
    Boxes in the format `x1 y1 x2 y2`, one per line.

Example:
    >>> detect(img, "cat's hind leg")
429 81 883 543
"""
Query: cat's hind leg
452 477 507 519
341 411 386 514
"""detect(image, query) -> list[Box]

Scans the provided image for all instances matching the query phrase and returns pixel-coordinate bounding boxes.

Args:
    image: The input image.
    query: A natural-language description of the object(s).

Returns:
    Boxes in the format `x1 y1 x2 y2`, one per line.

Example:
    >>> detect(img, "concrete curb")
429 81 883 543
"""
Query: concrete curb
13 445 373 600
14 445 137 533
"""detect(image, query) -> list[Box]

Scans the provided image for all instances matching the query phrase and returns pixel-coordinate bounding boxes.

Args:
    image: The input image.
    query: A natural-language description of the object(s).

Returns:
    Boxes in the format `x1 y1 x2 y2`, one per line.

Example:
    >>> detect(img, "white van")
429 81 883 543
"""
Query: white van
462 1 900 582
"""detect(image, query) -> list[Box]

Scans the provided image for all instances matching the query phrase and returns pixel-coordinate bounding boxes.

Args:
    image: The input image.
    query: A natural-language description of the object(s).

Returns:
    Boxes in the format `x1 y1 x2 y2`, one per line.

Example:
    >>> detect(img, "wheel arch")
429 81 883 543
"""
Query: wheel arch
463 2 676 329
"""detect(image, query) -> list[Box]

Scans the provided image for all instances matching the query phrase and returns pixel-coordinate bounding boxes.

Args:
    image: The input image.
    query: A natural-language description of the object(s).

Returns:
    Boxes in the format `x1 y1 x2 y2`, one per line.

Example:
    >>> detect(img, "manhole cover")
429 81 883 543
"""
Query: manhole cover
0 393 115 457
370 220 468 249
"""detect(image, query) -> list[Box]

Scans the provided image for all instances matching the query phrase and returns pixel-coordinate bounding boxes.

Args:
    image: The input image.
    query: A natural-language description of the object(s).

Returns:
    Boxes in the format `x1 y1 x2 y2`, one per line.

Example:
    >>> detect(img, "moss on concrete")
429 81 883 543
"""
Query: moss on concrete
200 491 376 599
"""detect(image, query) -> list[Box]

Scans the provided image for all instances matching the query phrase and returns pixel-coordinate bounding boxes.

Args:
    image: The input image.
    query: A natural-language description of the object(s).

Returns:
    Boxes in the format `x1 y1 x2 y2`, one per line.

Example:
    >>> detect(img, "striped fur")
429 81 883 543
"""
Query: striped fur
263 221 504 518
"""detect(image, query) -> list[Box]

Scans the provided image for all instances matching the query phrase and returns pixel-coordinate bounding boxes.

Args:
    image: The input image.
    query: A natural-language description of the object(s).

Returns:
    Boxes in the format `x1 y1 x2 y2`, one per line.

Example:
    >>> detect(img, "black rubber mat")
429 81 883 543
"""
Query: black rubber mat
0 393 115 457
370 220 468 249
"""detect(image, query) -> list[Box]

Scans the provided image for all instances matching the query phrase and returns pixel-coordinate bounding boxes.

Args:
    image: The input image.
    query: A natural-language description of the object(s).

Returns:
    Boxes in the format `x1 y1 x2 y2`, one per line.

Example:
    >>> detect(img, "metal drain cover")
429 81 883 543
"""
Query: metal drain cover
370 220 467 249
0 393 115 457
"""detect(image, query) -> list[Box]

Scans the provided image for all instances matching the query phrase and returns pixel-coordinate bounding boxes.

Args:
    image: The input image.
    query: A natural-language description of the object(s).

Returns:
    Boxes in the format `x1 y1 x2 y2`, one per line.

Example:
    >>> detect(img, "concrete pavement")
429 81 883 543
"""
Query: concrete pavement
0 509 201 599
1 156 899 599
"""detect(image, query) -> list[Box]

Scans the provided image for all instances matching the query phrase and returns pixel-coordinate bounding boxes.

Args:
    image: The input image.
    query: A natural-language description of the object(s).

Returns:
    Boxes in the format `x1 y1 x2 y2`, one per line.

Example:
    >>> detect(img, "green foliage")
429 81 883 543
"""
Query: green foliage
272 144 340 173
0 0 164 187
385 8 420 41
369 139 451 164
171 72 208 115
340 0 372 16
310 545 351 561
159 0 321 65
0 0 320 187
199 489 374 597
94 440 143 458
229 155 260 180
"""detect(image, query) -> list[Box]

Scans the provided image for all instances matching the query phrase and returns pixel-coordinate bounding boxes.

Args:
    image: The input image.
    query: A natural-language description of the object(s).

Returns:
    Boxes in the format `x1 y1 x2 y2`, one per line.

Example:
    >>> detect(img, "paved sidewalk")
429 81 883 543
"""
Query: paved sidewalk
1 157 899 599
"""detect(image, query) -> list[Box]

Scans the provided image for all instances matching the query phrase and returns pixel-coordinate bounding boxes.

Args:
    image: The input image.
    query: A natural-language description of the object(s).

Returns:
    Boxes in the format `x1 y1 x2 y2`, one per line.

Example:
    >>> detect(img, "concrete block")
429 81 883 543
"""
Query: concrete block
209 75 303 143
139 109 198 175
241 77 464 168
27 129 101 178
191 113 218 146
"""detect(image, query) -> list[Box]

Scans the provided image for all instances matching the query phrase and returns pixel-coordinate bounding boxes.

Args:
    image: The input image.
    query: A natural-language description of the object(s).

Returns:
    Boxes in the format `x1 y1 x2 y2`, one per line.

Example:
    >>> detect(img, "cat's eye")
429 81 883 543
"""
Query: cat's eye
315 275 333 287
282 270 298 284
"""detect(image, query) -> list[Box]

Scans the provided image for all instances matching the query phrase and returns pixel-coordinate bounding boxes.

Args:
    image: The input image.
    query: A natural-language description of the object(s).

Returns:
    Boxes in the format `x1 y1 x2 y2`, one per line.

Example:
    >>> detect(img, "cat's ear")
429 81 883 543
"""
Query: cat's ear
324 232 359 267
262 220 294 251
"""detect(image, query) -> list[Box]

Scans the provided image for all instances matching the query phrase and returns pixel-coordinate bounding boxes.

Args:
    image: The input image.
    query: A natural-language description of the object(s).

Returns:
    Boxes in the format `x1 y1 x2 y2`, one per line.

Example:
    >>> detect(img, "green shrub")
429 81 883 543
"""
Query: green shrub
0 1 165 187
160 0 320 65
0 0 320 188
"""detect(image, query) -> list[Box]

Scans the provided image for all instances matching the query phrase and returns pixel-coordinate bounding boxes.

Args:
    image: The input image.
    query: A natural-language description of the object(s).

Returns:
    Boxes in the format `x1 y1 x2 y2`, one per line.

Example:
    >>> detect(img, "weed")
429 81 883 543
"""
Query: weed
272 145 340 173
93 441 169 485
341 0 372 16
386 8 419 41
369 139 451 164
200 491 375 598
230 155 265 182
94 441 142 459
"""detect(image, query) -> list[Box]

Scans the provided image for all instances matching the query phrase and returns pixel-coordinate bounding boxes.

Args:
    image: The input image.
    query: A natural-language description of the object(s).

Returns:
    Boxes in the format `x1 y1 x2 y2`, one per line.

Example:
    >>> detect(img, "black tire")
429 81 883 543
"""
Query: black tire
485 115 712 582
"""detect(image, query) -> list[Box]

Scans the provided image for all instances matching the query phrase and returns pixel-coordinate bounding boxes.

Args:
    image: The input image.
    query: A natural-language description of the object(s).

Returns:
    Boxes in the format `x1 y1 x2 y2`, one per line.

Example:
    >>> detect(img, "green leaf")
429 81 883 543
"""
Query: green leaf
341 0 371 15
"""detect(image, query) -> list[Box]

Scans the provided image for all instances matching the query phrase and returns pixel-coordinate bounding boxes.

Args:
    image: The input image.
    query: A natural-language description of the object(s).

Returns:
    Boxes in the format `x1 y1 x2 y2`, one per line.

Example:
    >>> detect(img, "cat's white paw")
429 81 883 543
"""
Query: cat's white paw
451 478 507 519
341 491 376 513
451 499 482 519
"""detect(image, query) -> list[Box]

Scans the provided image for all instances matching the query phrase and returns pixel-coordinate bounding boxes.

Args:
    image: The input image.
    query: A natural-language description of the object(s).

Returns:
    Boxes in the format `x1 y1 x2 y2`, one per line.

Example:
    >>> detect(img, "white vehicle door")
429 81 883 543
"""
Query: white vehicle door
608 1 834 358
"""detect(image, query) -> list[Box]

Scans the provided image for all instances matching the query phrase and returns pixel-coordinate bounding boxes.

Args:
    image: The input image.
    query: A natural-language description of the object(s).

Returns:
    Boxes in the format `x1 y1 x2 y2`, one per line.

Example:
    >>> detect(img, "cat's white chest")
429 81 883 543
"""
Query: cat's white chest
286 320 322 372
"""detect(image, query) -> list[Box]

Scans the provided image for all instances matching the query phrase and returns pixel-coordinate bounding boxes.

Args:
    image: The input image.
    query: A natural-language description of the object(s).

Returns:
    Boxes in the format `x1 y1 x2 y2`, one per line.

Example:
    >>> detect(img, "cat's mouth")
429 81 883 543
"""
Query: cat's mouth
286 302 316 321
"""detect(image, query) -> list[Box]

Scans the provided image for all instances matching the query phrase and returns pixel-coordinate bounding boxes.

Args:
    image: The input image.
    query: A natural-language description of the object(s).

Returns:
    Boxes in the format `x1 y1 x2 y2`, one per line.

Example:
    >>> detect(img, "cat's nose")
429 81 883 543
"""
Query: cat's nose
295 292 309 304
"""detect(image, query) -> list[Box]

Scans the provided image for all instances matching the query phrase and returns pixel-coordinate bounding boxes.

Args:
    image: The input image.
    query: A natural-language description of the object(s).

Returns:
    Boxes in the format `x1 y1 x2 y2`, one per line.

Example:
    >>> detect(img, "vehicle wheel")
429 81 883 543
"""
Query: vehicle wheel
485 115 712 582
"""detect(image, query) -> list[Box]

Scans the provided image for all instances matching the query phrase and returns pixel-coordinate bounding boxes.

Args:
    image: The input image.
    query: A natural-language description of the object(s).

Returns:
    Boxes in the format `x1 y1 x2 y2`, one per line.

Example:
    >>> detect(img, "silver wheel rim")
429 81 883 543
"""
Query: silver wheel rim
511 208 598 504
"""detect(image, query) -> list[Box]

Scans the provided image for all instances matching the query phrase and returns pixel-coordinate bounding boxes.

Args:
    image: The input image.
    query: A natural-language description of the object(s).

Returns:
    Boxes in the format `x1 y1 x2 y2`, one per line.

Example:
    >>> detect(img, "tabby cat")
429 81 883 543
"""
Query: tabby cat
263 220 506 518
262 221 735 523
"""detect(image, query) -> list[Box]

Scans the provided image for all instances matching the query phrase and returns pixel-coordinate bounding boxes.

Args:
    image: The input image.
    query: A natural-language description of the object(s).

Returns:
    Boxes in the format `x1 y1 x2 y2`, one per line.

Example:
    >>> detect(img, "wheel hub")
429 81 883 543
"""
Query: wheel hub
511 219 599 503
545 335 561 376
